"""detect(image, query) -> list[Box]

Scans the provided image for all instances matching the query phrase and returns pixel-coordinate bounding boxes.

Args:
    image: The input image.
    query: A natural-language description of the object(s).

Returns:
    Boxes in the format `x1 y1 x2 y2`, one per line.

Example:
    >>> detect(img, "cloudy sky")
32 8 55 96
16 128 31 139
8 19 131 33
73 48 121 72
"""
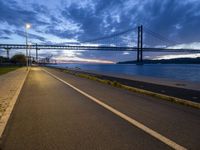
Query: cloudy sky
0 0 200 63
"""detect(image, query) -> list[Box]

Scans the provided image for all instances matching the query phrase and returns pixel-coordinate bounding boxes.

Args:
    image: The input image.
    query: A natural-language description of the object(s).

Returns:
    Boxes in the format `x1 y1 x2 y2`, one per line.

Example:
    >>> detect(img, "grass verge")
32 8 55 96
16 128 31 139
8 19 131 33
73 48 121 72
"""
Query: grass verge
58 68 200 109
0 66 20 75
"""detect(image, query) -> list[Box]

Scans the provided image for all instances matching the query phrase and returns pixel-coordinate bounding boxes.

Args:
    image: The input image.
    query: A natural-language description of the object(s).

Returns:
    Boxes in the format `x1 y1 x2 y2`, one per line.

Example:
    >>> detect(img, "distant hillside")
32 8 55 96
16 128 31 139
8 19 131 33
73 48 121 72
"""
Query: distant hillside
118 57 200 64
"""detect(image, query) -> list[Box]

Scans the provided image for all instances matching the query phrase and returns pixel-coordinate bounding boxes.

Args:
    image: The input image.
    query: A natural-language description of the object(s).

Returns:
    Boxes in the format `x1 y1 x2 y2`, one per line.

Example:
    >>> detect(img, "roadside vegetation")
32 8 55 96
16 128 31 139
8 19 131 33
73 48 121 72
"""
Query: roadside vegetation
0 66 20 75
10 54 26 64
0 54 26 75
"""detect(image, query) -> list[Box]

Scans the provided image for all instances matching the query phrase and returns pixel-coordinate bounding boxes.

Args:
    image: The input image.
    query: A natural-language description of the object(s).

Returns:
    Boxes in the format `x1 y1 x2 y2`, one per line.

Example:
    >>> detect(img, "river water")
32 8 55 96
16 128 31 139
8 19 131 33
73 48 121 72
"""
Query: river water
48 64 200 83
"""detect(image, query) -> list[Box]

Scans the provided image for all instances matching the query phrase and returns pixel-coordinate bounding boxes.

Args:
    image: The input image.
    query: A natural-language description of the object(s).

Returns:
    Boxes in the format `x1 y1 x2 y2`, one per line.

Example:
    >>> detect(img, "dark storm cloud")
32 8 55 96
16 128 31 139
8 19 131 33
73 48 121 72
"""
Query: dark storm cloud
143 0 200 43
0 1 48 27
61 0 134 41
0 36 10 40
32 3 48 14
61 4 102 40
44 25 78 39
60 0 200 45
1 0 200 44
15 30 46 41
0 29 12 35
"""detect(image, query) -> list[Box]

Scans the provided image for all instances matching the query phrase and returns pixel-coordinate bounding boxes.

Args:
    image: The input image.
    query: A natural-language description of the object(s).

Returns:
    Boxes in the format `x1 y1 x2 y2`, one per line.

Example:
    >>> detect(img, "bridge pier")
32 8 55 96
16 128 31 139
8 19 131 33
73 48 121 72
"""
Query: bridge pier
5 48 11 59
137 25 143 64
36 43 39 62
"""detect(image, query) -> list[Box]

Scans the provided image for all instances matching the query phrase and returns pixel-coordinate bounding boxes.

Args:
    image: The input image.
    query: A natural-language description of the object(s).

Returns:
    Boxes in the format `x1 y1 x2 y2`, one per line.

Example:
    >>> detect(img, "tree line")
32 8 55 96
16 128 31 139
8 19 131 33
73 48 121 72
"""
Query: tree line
0 54 26 65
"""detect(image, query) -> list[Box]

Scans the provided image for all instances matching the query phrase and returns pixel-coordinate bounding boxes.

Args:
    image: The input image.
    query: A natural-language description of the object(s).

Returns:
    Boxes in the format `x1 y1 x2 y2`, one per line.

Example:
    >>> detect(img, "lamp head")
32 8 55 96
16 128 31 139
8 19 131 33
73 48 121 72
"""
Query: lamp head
25 23 31 29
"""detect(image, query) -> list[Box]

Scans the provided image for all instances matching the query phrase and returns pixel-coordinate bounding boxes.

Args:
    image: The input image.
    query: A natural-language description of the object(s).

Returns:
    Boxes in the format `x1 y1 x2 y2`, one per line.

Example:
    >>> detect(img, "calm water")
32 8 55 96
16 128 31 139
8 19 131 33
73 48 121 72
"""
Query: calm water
48 64 200 83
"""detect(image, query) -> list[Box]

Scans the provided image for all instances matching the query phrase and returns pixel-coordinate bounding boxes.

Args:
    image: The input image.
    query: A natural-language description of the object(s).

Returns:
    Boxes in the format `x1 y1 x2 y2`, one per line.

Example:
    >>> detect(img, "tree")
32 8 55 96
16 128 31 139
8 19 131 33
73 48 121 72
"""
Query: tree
0 56 9 63
11 54 26 65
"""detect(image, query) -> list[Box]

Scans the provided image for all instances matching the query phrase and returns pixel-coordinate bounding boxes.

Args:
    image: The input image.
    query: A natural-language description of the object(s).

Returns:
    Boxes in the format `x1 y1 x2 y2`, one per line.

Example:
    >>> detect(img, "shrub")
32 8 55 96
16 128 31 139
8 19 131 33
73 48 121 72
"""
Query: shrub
11 54 26 65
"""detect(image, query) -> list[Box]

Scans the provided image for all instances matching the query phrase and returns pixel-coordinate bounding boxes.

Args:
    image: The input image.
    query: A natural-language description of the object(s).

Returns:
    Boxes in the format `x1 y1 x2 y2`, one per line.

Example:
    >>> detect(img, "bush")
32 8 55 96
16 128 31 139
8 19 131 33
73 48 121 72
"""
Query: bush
11 54 26 65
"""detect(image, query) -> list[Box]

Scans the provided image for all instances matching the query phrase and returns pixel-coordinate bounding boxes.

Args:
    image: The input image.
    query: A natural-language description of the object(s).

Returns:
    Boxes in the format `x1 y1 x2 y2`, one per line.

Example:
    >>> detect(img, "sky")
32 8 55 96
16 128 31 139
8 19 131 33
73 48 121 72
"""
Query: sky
0 0 200 63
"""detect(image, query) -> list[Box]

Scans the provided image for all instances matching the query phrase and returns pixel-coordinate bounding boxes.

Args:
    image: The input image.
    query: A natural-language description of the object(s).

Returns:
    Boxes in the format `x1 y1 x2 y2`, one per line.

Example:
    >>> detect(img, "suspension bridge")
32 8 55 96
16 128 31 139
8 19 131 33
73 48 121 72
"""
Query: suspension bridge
0 25 199 63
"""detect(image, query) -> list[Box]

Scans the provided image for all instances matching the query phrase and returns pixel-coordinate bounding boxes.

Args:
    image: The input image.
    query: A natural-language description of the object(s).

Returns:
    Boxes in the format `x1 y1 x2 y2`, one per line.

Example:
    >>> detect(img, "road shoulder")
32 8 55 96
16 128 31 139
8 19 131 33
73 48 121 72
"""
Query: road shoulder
47 67 200 109
0 67 29 138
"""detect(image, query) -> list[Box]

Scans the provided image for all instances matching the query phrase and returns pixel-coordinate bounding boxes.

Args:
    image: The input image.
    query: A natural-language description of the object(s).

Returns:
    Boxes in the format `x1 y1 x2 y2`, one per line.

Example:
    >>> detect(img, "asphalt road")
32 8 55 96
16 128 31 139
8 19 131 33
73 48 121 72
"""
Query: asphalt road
1 67 200 150
52 67 200 103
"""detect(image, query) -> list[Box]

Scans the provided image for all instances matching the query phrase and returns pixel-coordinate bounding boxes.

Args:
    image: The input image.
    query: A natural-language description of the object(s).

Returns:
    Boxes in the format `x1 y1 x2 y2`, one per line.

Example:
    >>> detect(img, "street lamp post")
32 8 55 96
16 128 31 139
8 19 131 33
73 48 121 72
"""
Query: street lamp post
29 43 32 66
25 23 31 70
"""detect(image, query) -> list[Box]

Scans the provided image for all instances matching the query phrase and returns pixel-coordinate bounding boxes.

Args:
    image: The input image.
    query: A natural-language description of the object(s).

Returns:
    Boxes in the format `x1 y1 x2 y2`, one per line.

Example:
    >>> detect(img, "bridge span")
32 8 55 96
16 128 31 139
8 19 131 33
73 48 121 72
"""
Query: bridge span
0 25 200 62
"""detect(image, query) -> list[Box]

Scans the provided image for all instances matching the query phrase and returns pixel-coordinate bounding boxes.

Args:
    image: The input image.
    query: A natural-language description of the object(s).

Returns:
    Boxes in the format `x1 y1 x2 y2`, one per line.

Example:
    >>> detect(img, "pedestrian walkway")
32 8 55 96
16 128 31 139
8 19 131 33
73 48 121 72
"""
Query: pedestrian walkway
0 68 28 118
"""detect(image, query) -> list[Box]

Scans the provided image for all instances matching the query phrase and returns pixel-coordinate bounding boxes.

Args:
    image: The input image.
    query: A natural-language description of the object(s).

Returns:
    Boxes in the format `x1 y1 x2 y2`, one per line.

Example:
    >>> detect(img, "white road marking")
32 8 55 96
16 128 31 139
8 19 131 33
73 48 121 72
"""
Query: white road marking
43 68 187 150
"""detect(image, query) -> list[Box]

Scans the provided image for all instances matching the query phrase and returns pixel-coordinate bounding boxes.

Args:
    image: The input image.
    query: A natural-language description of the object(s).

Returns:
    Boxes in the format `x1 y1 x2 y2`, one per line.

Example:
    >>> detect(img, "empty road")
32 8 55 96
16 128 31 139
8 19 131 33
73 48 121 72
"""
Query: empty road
1 67 199 150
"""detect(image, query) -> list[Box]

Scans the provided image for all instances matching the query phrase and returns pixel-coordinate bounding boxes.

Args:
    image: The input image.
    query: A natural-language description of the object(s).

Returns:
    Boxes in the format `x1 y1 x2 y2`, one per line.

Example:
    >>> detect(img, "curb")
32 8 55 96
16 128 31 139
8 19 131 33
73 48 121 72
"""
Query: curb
0 68 30 138
121 84 200 109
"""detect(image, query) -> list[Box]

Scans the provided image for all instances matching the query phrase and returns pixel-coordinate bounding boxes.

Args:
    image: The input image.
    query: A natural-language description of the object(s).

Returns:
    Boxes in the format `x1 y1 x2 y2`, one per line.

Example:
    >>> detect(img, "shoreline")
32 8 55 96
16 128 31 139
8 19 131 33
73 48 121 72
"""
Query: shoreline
47 63 200 83
48 65 200 91
71 67 200 91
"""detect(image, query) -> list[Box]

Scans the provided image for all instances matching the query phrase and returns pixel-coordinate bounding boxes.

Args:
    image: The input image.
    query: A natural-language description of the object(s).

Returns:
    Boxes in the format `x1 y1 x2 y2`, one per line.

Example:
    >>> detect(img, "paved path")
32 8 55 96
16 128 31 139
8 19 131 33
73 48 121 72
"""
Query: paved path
1 67 200 150
0 68 27 118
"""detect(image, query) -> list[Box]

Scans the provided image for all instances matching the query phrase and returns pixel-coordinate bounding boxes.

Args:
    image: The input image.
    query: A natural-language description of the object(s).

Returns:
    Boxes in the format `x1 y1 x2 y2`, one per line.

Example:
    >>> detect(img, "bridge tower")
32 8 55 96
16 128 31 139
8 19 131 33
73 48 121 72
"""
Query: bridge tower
137 25 143 64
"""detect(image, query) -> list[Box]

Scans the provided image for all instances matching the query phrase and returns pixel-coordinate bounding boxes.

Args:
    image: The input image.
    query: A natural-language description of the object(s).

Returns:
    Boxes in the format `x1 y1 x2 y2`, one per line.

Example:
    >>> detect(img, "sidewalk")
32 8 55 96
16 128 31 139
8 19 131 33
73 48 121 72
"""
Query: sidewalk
0 68 28 118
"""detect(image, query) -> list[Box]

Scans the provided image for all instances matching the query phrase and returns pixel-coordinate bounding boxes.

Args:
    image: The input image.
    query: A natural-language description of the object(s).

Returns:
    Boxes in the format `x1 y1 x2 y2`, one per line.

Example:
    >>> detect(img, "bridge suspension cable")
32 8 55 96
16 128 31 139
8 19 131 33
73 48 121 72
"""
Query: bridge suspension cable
81 26 137 43
144 27 179 46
